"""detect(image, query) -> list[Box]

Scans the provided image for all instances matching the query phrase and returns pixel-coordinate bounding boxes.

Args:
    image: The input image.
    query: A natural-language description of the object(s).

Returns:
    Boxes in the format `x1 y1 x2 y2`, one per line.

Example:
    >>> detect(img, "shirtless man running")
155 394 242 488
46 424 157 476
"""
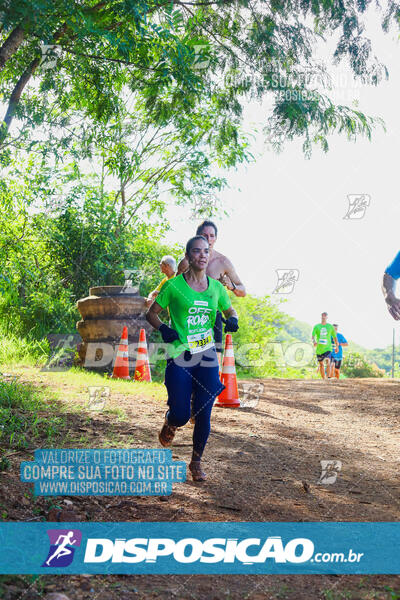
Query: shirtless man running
177 220 246 357
177 220 246 295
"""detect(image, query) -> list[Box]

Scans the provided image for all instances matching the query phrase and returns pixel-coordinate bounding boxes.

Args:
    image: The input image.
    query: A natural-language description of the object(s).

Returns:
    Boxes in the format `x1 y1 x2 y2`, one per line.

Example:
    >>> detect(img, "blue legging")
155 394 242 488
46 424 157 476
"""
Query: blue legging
164 347 224 459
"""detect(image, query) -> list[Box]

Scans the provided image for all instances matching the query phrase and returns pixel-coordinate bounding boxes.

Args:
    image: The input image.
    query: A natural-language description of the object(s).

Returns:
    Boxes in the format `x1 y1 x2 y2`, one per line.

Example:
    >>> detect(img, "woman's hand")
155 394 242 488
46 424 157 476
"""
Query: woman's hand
224 316 239 333
159 324 180 343
222 306 239 333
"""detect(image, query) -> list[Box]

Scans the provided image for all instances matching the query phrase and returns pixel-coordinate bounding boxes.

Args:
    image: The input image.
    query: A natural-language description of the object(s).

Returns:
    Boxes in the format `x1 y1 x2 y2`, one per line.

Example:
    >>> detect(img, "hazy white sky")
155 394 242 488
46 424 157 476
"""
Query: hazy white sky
163 13 400 350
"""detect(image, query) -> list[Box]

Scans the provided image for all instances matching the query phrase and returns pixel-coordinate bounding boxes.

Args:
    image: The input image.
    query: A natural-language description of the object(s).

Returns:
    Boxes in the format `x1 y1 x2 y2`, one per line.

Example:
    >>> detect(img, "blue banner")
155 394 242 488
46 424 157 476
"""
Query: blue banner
0 522 399 574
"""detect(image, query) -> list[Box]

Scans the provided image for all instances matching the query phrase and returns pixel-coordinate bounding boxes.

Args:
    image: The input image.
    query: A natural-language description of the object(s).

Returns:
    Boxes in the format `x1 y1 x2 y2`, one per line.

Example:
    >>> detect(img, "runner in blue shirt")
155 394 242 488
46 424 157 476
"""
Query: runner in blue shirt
383 251 400 319
329 324 348 379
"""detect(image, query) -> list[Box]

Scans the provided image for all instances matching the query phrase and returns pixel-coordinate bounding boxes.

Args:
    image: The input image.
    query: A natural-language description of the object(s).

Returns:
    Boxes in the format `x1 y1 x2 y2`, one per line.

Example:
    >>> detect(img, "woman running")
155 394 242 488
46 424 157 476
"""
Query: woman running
146 235 239 481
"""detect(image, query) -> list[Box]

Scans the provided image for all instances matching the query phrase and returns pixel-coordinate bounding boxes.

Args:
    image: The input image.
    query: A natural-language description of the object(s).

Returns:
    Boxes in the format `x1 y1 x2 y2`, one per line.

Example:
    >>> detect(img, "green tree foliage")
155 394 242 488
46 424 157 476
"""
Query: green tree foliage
0 162 180 338
0 0 393 157
1 0 399 370
230 293 290 377
0 0 207 144
362 346 397 374
33 89 250 222
280 317 312 343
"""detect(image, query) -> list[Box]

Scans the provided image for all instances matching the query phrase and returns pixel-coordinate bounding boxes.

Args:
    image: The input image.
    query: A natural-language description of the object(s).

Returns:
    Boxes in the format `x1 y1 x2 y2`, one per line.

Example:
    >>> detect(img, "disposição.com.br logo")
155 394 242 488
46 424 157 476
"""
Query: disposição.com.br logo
39 530 364 569
42 529 82 567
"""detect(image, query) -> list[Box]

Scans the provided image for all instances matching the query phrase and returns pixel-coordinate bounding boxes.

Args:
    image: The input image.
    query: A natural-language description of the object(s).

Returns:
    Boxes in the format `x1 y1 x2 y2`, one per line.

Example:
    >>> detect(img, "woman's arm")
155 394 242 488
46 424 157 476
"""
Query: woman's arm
146 301 164 329
146 301 180 343
222 306 238 320
222 306 239 332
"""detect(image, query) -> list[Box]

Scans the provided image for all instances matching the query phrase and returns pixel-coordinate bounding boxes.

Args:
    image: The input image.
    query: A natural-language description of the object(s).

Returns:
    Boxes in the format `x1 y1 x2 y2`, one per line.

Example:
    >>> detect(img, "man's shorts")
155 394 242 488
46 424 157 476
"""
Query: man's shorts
331 358 342 369
317 351 332 362
214 311 223 353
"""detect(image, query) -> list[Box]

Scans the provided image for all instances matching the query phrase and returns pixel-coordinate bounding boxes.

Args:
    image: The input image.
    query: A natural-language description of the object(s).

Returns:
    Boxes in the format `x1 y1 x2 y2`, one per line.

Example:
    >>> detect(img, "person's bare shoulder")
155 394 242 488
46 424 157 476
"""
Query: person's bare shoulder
218 251 234 272
211 248 224 259
207 250 230 276
210 249 228 265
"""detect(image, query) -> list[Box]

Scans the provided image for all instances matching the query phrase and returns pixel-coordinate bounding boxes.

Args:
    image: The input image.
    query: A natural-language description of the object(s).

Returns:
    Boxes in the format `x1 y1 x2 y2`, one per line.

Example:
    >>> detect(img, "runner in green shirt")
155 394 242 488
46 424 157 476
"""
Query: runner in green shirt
154 272 231 358
146 235 239 481
312 312 338 380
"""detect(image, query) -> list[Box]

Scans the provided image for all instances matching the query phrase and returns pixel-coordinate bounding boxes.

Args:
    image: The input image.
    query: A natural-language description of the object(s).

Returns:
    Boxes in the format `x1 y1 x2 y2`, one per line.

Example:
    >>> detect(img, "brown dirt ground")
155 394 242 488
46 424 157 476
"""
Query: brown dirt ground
1 374 400 599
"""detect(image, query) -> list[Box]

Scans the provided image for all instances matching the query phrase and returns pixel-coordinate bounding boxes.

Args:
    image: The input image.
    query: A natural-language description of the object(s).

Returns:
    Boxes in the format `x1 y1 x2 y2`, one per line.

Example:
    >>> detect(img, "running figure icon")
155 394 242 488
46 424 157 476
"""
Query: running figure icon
45 531 77 566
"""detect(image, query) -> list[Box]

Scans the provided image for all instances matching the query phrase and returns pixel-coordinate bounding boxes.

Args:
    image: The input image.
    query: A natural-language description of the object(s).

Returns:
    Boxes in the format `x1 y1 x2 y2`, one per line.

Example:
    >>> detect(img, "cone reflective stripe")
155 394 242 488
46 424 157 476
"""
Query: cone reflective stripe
111 326 130 379
134 328 151 382
214 334 240 408
217 351 223 377
221 365 236 373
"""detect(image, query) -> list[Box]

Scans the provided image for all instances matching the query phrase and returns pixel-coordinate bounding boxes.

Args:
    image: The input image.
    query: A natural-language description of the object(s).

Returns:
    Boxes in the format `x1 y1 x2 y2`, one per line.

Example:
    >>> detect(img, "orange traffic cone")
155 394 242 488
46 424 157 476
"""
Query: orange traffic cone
111 326 130 379
214 334 240 408
134 328 151 382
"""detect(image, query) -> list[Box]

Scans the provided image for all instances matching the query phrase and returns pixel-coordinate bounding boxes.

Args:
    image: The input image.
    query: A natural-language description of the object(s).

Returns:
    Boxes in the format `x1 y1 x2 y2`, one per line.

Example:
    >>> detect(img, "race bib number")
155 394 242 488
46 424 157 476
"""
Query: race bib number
187 328 215 354
319 327 328 345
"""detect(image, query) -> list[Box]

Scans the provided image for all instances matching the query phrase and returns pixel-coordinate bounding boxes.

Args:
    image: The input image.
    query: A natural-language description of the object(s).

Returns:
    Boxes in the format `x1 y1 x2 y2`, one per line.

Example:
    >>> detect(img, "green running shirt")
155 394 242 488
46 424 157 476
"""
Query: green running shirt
156 274 231 358
312 322 336 355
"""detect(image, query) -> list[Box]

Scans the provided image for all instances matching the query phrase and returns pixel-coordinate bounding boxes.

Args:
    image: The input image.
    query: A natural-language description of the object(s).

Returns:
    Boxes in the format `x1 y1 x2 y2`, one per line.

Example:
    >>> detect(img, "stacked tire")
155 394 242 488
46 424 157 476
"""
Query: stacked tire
76 286 150 372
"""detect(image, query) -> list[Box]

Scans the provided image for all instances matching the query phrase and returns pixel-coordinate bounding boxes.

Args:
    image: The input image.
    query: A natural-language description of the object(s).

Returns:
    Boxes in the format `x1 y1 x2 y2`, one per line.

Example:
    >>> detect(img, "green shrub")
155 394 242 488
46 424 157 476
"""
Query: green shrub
342 352 384 378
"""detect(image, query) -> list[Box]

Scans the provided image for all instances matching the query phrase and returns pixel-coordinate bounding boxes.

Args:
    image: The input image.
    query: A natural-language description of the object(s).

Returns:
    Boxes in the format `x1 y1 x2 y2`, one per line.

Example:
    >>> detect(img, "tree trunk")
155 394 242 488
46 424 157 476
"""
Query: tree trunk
0 55 40 144
0 23 27 72
0 23 69 146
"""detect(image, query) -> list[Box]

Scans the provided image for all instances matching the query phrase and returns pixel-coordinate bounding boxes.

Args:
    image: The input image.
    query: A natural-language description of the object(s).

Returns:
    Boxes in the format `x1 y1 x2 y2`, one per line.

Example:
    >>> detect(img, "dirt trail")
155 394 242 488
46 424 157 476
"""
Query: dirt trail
2 376 400 599
95 377 400 524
